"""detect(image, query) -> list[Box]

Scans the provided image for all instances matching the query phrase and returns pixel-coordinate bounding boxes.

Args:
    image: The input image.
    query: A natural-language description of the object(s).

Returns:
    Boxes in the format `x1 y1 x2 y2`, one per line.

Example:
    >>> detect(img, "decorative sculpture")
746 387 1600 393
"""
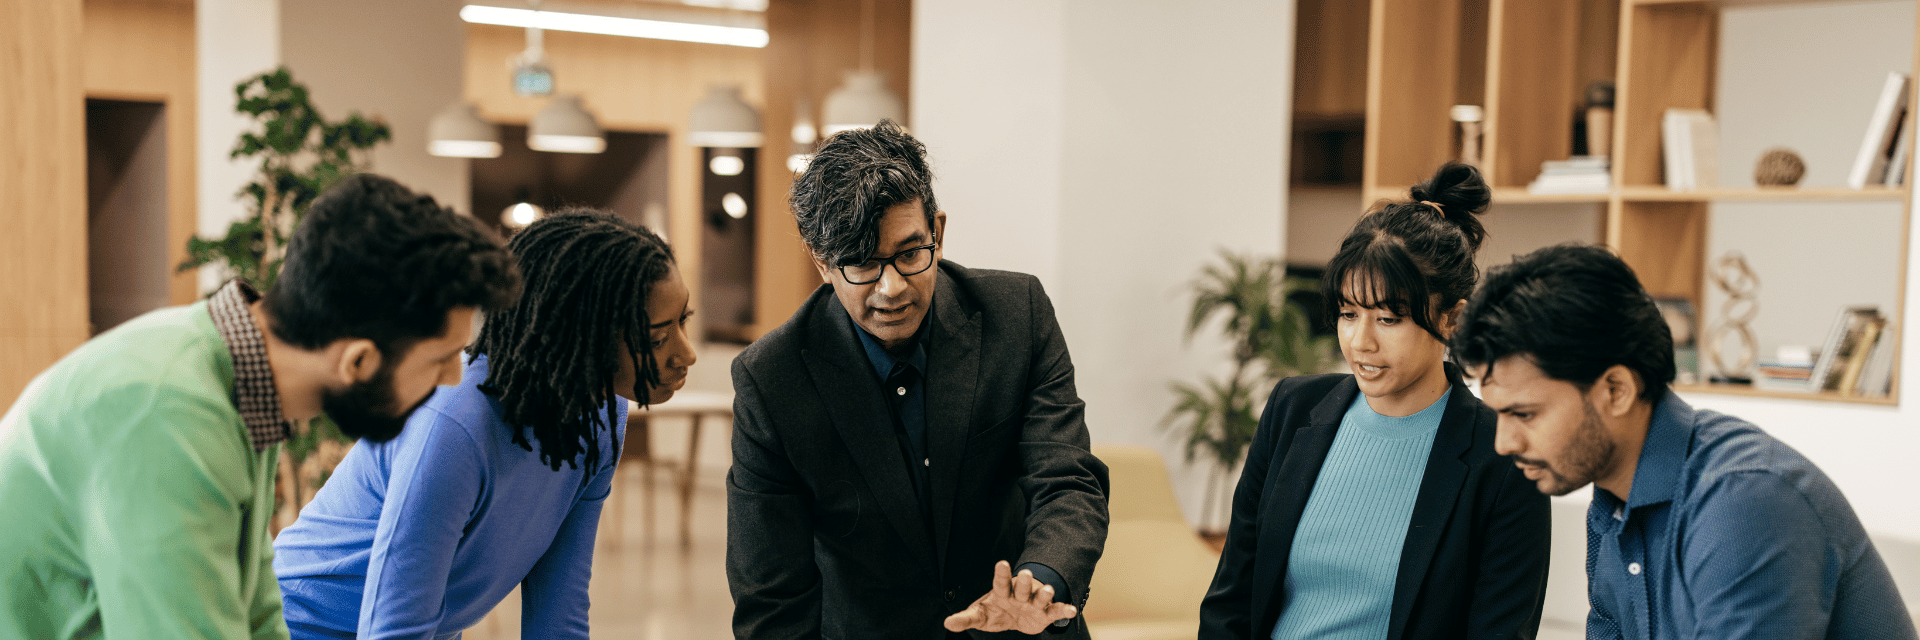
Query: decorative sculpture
1755 148 1806 187
1706 252 1760 382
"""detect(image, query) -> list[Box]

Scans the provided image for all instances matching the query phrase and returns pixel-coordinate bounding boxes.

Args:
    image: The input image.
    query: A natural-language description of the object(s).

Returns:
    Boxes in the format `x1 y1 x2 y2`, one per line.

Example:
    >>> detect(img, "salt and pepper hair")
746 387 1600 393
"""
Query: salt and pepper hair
789 119 940 266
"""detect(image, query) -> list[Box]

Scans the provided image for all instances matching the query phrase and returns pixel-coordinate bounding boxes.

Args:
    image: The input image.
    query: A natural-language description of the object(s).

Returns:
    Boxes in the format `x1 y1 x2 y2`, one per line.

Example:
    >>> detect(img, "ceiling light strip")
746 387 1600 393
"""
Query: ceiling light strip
460 5 768 48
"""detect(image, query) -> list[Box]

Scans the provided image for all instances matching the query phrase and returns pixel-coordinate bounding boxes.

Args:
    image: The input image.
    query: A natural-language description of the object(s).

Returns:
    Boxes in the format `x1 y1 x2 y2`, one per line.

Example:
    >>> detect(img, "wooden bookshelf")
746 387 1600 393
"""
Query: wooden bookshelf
1361 0 1914 406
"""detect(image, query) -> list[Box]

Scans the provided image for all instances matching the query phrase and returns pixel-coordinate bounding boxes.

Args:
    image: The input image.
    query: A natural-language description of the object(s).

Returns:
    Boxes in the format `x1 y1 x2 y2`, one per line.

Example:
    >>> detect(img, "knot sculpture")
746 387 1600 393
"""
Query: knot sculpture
1706 253 1760 380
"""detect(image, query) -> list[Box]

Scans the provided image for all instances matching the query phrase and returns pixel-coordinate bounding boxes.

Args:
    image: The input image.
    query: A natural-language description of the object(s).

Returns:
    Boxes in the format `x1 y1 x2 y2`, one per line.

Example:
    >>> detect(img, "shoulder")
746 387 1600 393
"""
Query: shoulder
1681 412 1846 516
939 261 1046 310
1268 373 1350 408
736 285 834 378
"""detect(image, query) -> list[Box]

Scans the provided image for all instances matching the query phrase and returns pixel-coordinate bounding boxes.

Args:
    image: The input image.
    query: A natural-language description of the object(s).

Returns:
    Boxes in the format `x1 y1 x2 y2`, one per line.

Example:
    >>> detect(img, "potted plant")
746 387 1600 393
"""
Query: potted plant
1165 251 1336 537
178 66 391 532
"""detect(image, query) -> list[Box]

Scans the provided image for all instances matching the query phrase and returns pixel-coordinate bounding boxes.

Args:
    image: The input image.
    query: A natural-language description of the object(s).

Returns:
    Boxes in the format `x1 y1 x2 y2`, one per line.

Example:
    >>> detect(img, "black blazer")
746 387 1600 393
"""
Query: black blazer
727 261 1110 640
1198 365 1551 640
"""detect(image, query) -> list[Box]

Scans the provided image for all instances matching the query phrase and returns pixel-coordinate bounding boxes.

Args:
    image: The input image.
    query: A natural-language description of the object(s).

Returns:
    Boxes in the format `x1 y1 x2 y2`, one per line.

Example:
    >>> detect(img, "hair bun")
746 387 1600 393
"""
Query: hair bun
1408 162 1491 250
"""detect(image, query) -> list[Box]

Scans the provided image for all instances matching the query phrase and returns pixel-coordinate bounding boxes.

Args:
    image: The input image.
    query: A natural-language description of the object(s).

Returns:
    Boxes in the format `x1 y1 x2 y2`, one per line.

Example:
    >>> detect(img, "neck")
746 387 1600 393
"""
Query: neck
1367 359 1452 417
249 300 326 423
1592 400 1656 501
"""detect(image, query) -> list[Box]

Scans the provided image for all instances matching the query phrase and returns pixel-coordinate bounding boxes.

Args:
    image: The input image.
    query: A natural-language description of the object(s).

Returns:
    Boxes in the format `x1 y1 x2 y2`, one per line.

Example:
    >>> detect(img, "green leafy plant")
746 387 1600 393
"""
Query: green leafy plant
177 66 391 531
179 66 391 291
1165 251 1337 531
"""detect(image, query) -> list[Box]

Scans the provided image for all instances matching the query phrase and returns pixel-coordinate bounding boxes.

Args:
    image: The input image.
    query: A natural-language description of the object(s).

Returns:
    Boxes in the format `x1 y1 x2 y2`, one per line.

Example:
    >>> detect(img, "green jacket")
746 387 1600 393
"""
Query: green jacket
0 301 287 639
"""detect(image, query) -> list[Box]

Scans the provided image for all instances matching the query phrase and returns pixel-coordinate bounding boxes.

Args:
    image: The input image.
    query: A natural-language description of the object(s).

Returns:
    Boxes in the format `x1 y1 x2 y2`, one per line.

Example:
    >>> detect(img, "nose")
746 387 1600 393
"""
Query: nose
666 322 698 369
873 262 909 298
1493 418 1522 457
1342 319 1377 356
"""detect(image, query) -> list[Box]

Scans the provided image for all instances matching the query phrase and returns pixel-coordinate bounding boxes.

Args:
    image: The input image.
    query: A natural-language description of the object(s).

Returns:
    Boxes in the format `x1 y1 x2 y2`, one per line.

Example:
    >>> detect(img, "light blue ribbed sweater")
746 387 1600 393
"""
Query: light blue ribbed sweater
1271 388 1449 640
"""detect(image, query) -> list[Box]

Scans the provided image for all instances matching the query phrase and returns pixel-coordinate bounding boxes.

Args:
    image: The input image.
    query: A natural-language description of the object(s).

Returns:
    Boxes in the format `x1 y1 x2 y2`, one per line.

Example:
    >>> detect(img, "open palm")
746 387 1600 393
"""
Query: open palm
943 560 1078 635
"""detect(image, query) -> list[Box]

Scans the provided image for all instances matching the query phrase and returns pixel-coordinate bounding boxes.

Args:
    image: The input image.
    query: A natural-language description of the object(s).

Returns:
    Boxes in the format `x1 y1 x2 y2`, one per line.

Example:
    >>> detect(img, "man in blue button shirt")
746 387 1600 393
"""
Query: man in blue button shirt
727 120 1109 639
1450 244 1915 640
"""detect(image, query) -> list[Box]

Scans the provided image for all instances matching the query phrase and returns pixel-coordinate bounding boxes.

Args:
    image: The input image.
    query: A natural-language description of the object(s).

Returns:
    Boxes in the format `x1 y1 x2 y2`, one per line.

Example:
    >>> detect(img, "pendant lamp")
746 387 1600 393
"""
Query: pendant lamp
529 94 606 154
427 101 502 158
820 0 903 135
688 85 764 148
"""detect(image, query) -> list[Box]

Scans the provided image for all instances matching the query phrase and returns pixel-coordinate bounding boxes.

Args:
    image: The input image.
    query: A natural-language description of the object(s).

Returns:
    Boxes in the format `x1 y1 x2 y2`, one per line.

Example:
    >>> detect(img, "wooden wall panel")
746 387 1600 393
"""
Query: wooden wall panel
1 0 89 407
83 0 197 306
757 0 912 338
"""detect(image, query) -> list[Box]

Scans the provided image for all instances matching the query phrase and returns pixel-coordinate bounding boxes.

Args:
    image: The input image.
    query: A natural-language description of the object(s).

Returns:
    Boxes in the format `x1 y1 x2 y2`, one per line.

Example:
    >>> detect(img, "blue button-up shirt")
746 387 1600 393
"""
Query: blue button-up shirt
1585 391 1916 640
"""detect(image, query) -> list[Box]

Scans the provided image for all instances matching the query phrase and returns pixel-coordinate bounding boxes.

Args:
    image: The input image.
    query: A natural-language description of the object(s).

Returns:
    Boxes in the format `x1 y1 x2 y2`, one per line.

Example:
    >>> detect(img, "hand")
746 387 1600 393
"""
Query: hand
942 560 1078 635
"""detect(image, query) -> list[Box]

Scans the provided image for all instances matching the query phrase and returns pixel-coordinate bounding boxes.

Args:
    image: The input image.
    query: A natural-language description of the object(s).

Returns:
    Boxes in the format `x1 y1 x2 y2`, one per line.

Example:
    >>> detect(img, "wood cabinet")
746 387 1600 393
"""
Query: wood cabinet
1361 0 1916 405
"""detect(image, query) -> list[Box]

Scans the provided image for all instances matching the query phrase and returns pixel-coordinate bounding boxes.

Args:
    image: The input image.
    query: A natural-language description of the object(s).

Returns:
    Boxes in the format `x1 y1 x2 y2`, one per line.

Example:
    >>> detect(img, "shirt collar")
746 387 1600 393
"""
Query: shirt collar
850 307 931 380
1622 388 1696 511
206 279 296 451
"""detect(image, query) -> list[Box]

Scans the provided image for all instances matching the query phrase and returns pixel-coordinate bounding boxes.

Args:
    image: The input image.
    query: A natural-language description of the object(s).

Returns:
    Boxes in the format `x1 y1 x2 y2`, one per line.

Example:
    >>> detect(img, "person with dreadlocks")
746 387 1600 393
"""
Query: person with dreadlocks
272 210 696 640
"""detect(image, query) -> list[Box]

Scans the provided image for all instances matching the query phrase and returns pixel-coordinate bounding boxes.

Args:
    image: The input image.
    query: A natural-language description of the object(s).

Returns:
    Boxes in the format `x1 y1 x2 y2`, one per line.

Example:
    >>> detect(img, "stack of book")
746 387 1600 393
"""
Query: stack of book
1755 362 1815 391
1527 156 1610 194
1806 307 1895 397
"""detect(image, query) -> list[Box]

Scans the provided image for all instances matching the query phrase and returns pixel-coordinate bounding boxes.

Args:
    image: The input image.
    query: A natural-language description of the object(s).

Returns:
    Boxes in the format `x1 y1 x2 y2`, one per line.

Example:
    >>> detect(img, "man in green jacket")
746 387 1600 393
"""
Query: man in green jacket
0 174 520 639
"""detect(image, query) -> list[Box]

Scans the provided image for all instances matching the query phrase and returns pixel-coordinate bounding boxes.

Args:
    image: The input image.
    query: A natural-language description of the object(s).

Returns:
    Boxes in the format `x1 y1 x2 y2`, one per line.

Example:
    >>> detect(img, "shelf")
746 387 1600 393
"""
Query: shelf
1491 187 1611 204
1616 185 1911 202
1631 0 1879 6
1674 382 1899 406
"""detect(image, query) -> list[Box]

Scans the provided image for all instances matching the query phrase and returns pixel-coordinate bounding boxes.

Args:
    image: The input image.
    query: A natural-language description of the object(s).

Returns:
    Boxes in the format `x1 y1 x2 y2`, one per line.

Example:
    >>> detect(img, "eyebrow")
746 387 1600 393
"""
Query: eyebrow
1489 402 1540 414
649 306 692 330
879 231 929 255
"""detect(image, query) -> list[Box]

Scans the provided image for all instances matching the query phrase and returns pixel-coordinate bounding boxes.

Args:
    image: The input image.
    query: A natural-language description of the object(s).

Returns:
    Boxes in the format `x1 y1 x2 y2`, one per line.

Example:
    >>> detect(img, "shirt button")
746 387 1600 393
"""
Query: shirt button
944 588 956 602
1628 562 1642 575
897 387 907 396
924 458 930 467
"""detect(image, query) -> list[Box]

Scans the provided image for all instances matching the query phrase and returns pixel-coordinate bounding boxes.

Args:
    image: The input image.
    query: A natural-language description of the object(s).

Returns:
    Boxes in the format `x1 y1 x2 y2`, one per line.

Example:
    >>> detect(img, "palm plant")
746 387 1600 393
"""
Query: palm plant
1166 251 1337 531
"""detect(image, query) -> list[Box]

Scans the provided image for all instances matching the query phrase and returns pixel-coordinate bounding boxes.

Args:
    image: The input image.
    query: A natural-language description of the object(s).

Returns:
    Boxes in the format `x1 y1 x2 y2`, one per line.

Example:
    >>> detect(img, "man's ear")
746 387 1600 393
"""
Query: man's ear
810 255 834 285
329 339 383 386
933 210 949 256
1594 364 1641 418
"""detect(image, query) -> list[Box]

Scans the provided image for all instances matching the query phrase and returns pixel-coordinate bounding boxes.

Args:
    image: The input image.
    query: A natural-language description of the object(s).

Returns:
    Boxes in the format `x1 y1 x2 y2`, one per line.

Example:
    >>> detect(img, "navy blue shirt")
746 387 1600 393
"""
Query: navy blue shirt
850 313 1073 618
1585 391 1916 640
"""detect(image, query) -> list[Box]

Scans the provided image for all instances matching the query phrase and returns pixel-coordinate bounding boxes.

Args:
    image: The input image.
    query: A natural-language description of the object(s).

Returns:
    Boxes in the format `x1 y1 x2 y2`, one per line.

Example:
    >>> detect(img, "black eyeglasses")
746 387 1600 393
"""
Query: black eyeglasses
839 243 937 285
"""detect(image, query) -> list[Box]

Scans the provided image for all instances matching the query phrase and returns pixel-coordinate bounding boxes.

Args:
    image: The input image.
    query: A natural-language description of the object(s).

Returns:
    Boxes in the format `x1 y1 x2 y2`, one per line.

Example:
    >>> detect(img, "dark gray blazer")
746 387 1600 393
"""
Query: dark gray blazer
1199 365 1552 640
727 260 1110 640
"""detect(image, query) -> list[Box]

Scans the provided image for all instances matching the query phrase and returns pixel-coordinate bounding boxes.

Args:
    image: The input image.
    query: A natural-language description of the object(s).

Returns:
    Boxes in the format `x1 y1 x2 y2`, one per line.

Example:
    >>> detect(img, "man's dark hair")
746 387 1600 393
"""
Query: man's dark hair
1322 162 1491 342
265 173 519 358
789 119 939 266
471 210 675 476
1451 243 1676 402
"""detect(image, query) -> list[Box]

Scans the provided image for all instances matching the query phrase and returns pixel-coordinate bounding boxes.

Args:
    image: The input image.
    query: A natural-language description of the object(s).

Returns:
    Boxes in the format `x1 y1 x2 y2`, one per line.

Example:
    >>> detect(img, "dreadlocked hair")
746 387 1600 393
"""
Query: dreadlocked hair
470 209 675 478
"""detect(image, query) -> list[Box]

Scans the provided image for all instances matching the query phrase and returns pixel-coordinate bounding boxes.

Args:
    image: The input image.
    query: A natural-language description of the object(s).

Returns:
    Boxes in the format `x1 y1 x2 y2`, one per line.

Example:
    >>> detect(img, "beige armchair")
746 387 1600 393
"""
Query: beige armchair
1083 444 1222 640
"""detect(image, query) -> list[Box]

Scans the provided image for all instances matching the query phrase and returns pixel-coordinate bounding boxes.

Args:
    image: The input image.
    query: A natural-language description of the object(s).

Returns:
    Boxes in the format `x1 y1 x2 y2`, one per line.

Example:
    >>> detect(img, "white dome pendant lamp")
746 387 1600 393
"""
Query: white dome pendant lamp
688 84 765 149
427 101 502 158
529 94 606 154
821 0 903 135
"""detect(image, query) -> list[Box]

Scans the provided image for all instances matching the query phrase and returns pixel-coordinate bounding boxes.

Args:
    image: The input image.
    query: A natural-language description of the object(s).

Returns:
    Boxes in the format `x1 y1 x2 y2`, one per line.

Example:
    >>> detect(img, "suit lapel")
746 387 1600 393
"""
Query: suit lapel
1252 377 1355 633
924 272 979 571
1385 364 1472 640
800 295 938 569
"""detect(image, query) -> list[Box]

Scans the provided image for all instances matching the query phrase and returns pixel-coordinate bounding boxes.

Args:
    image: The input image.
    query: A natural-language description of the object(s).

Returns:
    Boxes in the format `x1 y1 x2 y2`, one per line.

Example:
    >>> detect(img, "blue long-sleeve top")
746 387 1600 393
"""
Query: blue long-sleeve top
273 355 625 640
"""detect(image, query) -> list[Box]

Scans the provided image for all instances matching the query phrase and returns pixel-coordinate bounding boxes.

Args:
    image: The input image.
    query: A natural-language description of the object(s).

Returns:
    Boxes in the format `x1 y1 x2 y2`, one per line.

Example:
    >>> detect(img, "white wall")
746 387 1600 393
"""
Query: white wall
1707 0 1912 369
197 0 280 293
197 0 471 296
281 0 471 214
915 0 1295 528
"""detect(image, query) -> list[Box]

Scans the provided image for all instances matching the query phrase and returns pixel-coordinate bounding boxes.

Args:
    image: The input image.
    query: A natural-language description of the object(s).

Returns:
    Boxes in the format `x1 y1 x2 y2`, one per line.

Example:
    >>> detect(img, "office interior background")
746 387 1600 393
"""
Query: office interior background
3 0 1918 638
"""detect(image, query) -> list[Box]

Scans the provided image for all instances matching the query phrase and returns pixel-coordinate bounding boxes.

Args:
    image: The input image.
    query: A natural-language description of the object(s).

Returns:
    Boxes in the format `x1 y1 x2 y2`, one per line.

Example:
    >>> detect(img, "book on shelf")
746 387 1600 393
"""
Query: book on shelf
1528 156 1611 194
1854 326 1897 397
1810 306 1883 393
1847 71 1910 189
1882 111 1912 187
1833 315 1885 395
1661 109 1718 191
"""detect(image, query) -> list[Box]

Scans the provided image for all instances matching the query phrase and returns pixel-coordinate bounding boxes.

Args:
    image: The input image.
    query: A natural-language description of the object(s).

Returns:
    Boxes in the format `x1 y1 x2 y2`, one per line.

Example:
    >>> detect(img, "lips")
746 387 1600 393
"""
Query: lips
1353 362 1387 379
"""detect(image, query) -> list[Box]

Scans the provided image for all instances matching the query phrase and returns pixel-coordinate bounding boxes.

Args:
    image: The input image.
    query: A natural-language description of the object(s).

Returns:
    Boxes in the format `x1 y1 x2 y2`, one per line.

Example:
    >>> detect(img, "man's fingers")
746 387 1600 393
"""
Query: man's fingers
1014 569 1035 601
1052 603 1078 621
1037 584 1055 607
991 560 1012 595
943 606 981 632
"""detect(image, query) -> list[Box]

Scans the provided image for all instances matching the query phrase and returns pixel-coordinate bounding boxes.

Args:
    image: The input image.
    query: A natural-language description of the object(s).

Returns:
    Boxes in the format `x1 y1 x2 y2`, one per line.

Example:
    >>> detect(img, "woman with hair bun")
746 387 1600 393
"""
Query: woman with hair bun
1200 163 1551 640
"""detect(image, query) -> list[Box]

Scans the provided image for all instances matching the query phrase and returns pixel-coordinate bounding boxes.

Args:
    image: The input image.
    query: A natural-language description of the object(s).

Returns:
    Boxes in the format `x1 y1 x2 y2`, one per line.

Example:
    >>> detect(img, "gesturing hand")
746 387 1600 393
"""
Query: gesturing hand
942 560 1078 635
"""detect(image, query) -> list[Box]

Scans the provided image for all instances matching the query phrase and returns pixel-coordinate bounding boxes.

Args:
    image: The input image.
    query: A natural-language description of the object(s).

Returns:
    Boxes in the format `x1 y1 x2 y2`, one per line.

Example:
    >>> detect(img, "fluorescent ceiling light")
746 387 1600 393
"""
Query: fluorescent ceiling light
460 5 768 48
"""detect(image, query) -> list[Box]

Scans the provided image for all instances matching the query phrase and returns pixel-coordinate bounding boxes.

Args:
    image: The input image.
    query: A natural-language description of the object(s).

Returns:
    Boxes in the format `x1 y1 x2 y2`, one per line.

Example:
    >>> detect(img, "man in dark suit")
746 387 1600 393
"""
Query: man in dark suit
727 120 1109 640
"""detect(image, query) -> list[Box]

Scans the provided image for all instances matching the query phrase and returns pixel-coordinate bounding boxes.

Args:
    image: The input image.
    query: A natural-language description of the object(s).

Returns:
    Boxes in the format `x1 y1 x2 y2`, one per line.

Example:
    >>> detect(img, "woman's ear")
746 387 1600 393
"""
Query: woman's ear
1438 298 1468 339
330 338 383 385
